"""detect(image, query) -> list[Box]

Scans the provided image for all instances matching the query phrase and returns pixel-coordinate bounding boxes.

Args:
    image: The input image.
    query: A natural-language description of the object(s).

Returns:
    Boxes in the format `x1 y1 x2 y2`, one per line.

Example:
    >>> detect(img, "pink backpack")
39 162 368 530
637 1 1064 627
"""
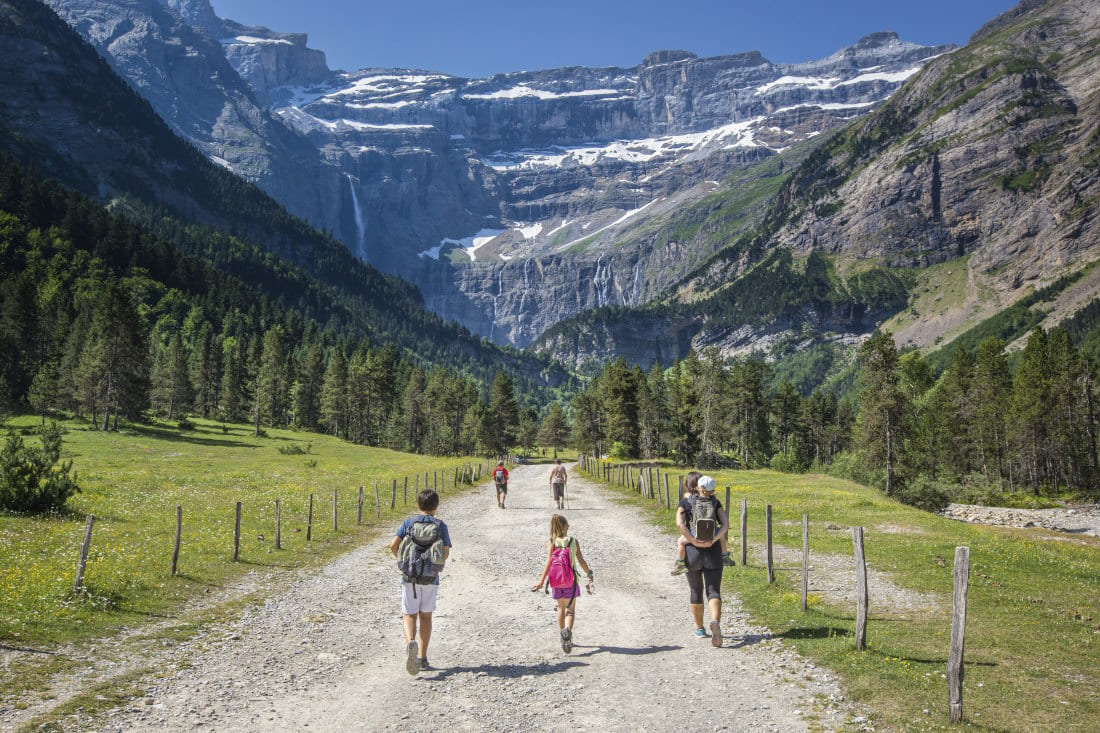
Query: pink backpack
548 538 576 589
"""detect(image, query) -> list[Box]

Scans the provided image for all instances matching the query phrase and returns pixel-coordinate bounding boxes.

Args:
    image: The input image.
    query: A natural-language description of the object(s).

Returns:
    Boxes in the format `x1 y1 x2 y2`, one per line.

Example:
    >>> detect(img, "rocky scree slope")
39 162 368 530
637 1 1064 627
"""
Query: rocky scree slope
46 0 950 346
533 0 1100 371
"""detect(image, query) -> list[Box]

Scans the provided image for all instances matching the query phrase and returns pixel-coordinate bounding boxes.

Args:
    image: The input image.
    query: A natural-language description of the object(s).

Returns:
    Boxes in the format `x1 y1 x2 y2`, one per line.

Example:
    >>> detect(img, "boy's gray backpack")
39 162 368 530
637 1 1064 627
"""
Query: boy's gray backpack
690 496 717 542
397 518 447 584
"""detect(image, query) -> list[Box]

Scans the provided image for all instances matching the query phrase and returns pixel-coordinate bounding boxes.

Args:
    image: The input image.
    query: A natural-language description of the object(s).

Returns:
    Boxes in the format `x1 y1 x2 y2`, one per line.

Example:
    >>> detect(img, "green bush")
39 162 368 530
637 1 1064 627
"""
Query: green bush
769 449 805 473
892 475 951 513
610 441 630 460
0 422 80 513
278 442 312 455
827 450 880 487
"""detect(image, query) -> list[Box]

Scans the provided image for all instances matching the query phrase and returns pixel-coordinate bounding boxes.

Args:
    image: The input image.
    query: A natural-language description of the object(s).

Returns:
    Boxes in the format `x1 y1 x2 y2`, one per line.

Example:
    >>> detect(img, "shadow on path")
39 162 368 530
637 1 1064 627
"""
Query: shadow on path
423 660 587 681
571 644 682 658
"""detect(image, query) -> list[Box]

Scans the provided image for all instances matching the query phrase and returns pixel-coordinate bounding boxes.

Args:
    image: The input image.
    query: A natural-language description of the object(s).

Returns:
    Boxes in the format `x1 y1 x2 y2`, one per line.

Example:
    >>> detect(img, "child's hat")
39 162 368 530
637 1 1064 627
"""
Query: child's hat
698 475 716 493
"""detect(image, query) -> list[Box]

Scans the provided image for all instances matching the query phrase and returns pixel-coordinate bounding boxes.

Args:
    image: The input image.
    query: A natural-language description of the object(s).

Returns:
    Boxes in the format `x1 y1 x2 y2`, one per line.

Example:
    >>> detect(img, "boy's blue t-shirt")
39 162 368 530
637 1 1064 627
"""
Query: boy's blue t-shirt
395 515 452 585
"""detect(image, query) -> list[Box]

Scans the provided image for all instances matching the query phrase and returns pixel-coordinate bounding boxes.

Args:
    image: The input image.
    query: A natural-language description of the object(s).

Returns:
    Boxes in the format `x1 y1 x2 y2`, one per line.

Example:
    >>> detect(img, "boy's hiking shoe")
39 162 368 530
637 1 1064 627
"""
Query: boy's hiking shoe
418 658 431 672
405 641 419 675
671 560 687 576
722 553 736 567
694 627 709 639
560 628 573 654
710 621 723 648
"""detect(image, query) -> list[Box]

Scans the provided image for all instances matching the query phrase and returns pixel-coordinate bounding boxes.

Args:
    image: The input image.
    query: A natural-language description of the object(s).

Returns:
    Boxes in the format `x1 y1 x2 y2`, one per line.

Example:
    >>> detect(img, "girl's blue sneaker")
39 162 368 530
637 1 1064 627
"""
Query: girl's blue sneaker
694 627 709 639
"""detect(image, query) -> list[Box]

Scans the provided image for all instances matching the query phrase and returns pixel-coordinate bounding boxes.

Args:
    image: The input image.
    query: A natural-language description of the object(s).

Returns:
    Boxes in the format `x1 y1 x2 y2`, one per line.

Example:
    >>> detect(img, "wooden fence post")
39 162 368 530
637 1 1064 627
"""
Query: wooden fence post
275 499 281 550
74 515 94 592
171 505 182 575
357 487 363 526
404 476 408 505
948 546 970 724
664 474 670 509
374 482 380 518
725 486 731 525
678 475 684 496
391 479 397 510
765 504 774 584
801 514 809 611
853 526 868 651
307 494 314 541
233 501 242 562
740 498 747 565
332 489 338 532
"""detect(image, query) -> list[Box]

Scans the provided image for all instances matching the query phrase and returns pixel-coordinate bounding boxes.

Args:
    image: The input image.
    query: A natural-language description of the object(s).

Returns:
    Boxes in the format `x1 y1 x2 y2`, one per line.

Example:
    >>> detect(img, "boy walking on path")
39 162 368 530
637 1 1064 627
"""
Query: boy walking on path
549 459 568 509
390 489 452 675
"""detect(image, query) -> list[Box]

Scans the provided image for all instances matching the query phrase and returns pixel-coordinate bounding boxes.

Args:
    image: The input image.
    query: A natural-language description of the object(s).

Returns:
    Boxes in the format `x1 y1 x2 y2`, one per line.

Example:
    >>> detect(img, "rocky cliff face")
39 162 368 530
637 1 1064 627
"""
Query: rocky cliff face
43 0 346 234
534 0 1100 369
254 27 949 345
45 0 952 346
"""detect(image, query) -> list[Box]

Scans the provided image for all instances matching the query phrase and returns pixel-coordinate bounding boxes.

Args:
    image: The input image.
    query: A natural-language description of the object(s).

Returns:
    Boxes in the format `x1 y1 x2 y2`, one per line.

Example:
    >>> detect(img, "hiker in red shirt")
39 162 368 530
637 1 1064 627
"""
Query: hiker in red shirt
492 461 509 509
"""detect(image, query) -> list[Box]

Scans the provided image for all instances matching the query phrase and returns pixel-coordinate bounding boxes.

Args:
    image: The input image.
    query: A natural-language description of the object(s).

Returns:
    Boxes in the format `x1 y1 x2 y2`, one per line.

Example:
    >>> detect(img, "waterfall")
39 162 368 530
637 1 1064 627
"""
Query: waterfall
346 174 367 261
489 269 504 343
518 259 531 323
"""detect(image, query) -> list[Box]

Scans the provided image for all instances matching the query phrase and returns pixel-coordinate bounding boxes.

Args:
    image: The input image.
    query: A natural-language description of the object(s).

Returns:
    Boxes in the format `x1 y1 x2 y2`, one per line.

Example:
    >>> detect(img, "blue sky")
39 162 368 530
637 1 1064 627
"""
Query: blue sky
211 0 1018 77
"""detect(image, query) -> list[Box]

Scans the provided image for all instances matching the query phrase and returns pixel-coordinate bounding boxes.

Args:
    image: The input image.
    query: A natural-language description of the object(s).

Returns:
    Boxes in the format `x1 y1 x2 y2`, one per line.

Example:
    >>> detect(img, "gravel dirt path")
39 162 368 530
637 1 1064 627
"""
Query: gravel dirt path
76 464 849 732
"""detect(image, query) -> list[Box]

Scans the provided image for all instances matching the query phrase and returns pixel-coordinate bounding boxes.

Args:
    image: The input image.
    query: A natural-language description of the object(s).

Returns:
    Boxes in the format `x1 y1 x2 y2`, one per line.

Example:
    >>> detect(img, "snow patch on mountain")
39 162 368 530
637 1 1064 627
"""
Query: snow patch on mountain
481 119 762 171
464 85 626 100
419 229 506 261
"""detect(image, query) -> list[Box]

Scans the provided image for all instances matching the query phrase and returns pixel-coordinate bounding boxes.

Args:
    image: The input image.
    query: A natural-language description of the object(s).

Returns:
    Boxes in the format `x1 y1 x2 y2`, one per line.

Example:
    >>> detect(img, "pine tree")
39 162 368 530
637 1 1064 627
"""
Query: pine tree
294 344 324 431
773 380 801 454
518 406 539 455
401 367 426 452
538 402 570 458
320 349 348 439
486 371 519 455
27 360 59 424
570 387 604 457
78 285 149 430
190 322 219 419
154 332 192 420
603 358 641 458
1010 328 1050 492
257 327 285 429
219 336 245 423
972 338 1011 488
855 331 906 494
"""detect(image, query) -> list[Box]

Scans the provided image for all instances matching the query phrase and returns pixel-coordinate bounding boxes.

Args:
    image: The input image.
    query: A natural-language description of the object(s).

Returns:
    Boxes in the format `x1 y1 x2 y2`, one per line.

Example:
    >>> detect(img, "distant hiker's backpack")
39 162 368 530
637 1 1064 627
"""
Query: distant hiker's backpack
548 537 577 590
396 517 447 584
690 496 717 542
494 467 507 487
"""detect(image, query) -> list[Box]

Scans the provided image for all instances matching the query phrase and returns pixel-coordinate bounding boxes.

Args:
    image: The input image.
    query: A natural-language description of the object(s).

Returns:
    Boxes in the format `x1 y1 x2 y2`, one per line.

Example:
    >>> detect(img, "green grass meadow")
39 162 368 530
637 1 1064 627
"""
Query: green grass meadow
581 462 1099 732
0 415 488 650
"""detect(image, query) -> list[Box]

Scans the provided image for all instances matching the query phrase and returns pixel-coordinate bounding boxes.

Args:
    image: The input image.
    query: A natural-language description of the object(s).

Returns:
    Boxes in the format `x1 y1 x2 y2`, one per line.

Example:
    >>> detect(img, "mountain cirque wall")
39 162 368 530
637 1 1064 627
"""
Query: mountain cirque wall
45 0 951 346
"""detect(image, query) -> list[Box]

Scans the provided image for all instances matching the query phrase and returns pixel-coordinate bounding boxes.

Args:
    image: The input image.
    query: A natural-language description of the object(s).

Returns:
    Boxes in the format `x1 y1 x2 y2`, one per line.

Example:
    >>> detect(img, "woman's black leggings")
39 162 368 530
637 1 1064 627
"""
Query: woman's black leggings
686 566 723 604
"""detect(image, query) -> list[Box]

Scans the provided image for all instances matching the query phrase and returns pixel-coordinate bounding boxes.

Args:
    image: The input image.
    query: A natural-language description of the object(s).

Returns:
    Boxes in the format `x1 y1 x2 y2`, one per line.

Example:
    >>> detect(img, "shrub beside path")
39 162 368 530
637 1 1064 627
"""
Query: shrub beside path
53 465 853 731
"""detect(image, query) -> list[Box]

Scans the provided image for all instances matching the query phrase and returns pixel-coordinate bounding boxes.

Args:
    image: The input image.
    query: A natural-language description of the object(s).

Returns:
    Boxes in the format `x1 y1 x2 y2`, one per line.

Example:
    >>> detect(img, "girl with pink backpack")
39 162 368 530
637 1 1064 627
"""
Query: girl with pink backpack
531 514 594 653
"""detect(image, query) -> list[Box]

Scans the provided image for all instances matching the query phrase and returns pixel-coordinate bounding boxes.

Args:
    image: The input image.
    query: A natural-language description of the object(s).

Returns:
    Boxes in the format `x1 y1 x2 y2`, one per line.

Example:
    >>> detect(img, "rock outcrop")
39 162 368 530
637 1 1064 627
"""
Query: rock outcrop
534 0 1100 370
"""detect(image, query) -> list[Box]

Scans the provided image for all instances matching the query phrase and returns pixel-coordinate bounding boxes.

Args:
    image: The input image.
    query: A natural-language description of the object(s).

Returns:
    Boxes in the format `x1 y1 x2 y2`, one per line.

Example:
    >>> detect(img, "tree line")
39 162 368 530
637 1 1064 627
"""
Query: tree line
0 154 571 456
569 328 1098 505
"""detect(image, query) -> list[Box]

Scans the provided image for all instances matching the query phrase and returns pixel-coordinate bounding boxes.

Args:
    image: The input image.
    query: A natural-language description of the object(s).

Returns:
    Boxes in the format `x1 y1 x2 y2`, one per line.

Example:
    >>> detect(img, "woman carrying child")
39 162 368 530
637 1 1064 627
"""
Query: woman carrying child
531 514 594 653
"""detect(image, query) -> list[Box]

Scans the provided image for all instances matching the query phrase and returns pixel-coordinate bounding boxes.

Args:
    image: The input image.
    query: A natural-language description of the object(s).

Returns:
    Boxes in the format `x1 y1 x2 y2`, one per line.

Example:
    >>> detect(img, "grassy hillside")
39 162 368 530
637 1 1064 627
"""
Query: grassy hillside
0 415 488 651
583 462 1099 731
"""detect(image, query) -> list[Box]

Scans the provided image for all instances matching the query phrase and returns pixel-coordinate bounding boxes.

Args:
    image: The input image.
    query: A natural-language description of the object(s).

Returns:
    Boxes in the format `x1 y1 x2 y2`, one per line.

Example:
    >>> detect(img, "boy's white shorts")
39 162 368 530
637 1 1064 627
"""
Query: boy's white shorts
401 582 438 615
